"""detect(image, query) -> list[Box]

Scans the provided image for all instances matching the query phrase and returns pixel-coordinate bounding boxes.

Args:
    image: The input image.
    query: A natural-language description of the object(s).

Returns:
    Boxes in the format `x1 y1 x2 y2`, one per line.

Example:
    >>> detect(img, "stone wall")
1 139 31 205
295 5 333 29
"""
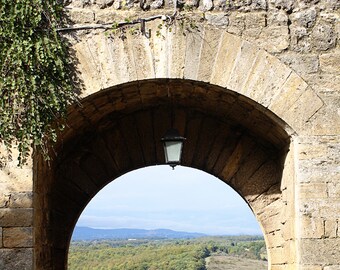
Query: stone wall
0 150 33 269
0 0 339 269
62 0 340 268
63 0 339 132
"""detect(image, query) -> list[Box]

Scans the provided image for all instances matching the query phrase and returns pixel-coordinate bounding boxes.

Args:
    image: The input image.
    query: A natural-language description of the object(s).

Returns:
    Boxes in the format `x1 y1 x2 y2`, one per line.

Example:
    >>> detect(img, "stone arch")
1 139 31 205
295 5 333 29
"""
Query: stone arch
73 23 323 135
34 25 324 269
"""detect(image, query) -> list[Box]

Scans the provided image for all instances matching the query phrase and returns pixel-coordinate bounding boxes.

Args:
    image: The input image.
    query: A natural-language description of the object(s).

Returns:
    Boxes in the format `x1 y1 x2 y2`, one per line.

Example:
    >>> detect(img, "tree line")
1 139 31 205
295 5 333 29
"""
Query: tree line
68 236 266 270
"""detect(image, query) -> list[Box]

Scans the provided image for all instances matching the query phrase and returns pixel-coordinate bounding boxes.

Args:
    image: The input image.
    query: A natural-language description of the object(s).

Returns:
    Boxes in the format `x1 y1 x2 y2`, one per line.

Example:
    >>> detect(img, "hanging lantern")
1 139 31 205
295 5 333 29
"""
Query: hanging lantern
161 128 186 169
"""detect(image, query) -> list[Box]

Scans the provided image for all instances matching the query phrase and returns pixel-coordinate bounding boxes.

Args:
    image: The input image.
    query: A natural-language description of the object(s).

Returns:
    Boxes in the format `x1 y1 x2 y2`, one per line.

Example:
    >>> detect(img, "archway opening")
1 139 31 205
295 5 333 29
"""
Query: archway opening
68 165 268 269
34 79 292 269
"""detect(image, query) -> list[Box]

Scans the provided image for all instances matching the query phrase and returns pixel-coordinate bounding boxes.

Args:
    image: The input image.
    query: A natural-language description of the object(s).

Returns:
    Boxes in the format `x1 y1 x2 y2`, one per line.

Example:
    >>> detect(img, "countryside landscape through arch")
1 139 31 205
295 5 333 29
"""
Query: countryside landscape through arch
68 165 267 269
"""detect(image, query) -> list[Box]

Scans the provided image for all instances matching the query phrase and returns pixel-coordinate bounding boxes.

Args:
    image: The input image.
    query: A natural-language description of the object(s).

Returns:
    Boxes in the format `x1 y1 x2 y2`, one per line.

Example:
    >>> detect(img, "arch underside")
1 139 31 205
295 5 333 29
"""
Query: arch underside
34 79 291 269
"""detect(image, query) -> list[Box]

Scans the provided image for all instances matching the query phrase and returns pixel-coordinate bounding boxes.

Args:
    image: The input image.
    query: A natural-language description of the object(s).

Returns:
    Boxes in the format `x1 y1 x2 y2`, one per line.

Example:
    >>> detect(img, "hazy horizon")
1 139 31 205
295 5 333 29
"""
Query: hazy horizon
73 225 263 237
75 165 263 236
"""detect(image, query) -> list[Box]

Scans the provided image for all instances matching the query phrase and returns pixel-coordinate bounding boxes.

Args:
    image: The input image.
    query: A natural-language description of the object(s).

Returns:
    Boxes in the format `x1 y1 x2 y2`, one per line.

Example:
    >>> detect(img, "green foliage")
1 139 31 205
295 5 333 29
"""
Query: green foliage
69 241 208 270
0 0 76 163
68 237 267 269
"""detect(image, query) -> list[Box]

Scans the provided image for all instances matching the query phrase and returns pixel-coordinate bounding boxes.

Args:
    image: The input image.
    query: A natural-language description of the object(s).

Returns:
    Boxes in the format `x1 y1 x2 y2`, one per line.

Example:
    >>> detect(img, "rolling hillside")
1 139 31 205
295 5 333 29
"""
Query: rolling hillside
72 226 206 240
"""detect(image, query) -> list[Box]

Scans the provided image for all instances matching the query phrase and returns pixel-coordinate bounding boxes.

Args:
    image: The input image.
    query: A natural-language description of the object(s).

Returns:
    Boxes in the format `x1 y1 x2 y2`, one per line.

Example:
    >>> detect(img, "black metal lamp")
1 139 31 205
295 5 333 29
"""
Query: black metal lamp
161 128 186 169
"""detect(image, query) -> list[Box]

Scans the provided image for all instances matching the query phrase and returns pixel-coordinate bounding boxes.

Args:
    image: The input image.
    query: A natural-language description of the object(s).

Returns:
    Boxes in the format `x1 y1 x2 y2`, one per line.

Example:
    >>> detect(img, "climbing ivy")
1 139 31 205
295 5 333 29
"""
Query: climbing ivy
0 0 76 164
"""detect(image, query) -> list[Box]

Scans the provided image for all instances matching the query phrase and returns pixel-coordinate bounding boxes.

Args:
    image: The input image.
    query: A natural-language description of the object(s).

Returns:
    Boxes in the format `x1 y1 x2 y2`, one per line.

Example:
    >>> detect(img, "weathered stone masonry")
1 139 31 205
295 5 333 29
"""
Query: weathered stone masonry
0 0 339 269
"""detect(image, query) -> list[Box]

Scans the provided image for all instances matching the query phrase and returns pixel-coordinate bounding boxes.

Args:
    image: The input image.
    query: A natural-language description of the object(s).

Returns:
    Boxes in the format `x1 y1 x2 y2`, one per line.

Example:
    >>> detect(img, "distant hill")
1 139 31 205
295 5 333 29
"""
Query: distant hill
72 227 206 241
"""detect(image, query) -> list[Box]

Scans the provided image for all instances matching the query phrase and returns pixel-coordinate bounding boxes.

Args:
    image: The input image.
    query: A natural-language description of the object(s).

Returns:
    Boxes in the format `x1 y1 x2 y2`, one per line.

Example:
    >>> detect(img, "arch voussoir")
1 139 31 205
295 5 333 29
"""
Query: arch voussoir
72 24 321 136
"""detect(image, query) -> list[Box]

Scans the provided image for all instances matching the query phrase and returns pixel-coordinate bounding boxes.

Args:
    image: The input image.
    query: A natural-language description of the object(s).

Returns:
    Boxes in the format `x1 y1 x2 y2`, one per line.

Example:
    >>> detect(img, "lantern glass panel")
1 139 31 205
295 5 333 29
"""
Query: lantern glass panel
164 140 183 163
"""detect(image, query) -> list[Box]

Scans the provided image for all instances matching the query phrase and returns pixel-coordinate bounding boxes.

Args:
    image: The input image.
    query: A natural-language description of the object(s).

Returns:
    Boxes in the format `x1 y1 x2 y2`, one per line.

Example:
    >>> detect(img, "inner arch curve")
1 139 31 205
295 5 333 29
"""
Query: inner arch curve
34 79 295 269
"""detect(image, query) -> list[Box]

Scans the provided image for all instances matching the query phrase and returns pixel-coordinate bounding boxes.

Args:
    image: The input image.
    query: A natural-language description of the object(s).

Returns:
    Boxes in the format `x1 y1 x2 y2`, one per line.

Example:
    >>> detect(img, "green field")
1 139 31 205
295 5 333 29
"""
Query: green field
68 236 267 270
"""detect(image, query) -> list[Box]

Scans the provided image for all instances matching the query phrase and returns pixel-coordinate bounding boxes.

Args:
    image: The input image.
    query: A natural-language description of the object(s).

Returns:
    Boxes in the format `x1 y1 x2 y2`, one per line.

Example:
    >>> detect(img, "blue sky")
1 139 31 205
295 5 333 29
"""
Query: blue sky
75 165 263 235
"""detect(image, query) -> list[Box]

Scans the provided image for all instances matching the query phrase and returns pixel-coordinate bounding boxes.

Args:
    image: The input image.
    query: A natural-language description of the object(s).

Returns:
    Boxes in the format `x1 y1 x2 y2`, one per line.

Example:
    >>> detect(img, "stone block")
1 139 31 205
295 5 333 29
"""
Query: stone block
291 8 317 28
320 52 340 74
169 24 187 78
281 148 296 195
0 248 33 270
94 0 115 8
0 208 33 227
266 230 285 248
196 27 222 82
258 214 282 234
200 0 213 12
227 40 260 94
287 240 297 264
299 266 323 270
244 12 267 28
289 25 311 53
147 20 168 79
298 143 329 161
210 32 242 87
3 227 33 248
258 25 290 53
74 41 103 97
205 13 229 26
184 27 204 80
103 36 132 86
280 88 323 135
299 183 328 199
125 32 154 80
9 192 33 208
328 181 340 198
267 10 289 26
269 0 294 11
300 238 340 265
269 246 289 264
269 72 308 117
65 8 95 24
247 55 292 107
0 193 10 208
303 73 340 94
0 167 32 192
300 198 340 219
278 52 319 76
300 215 324 238
324 219 337 238
227 13 246 35
282 217 296 241
270 265 288 270
324 266 340 270
303 98 340 136
0 227 2 248
311 22 337 51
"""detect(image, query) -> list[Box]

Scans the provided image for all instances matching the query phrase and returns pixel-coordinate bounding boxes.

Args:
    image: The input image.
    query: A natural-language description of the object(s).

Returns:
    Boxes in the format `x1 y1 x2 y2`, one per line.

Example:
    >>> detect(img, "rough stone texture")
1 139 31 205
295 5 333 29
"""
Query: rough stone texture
300 216 325 238
8 192 33 208
320 52 340 74
0 209 33 227
299 267 323 270
0 248 33 270
324 220 338 238
324 266 340 270
0 227 2 248
201 0 213 11
278 52 319 76
311 22 337 51
3 227 33 248
301 239 340 265
1 0 340 269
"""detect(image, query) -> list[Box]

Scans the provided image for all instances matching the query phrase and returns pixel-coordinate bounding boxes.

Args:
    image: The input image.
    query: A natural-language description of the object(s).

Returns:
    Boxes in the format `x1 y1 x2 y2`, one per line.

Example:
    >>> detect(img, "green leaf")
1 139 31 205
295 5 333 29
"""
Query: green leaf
0 0 77 165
